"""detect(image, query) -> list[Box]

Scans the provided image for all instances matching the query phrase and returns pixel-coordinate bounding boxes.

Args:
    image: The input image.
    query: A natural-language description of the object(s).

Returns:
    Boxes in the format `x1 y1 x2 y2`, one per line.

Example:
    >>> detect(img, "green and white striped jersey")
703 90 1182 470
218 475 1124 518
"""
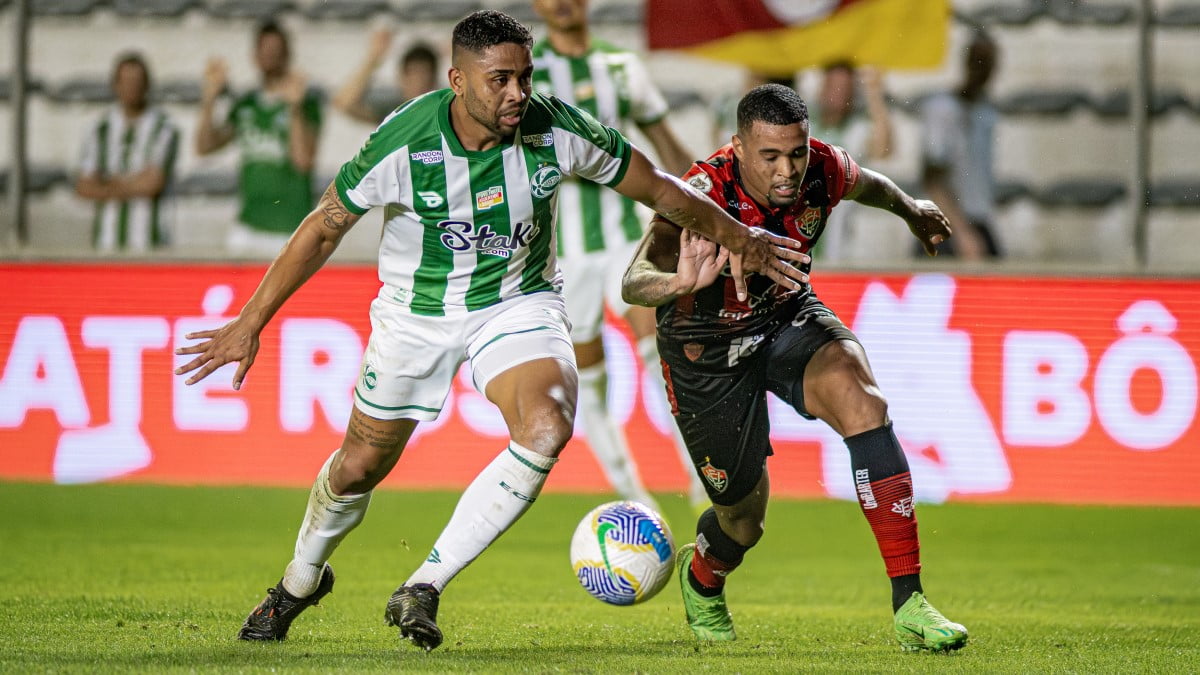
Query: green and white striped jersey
335 89 632 316
78 106 179 251
531 39 669 257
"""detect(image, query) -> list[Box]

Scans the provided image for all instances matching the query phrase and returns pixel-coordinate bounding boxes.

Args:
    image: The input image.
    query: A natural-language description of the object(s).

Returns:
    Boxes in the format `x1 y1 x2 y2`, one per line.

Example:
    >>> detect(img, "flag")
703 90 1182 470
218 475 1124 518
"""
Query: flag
646 0 951 75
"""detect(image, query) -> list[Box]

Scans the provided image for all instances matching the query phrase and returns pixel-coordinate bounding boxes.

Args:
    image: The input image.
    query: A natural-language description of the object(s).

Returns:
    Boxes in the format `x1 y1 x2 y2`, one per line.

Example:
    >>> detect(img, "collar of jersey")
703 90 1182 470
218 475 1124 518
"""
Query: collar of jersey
438 91 512 159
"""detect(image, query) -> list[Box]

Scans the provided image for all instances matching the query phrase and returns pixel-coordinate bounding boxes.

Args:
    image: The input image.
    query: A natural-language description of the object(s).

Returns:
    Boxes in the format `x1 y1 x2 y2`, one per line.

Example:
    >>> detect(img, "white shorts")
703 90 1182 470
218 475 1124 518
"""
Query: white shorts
353 290 576 421
560 241 639 343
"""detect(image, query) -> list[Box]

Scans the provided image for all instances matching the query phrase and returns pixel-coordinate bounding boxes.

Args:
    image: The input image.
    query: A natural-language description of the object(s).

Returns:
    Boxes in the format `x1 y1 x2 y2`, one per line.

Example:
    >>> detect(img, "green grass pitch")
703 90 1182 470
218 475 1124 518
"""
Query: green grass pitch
1 482 1197 673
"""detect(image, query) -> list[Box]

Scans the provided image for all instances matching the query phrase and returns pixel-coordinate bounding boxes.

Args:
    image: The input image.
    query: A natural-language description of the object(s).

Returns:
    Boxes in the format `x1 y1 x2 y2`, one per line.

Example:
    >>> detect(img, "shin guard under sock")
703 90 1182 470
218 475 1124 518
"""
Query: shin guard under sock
688 508 751 597
845 423 922 586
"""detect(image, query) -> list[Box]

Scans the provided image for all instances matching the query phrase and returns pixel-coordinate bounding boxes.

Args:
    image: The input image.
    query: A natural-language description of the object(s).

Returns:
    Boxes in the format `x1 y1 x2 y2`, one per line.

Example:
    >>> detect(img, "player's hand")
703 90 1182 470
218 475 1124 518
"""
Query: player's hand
173 317 262 390
728 228 809 302
676 228 729 295
202 58 228 102
280 71 308 107
906 199 953 257
367 28 394 63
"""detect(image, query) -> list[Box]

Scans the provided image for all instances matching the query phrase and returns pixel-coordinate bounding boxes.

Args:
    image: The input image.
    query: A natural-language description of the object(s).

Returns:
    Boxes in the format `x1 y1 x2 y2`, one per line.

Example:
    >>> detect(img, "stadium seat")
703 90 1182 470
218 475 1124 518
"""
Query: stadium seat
997 89 1088 116
1150 179 1200 207
155 79 202 105
995 180 1032 205
591 2 642 25
176 171 238 196
50 77 112 103
112 0 199 18
1045 0 1135 26
205 0 296 20
393 0 481 22
31 0 102 17
1088 90 1194 118
662 88 705 111
1037 178 1126 207
0 167 69 194
966 0 1046 26
0 76 47 100
1157 3 1200 27
303 0 388 22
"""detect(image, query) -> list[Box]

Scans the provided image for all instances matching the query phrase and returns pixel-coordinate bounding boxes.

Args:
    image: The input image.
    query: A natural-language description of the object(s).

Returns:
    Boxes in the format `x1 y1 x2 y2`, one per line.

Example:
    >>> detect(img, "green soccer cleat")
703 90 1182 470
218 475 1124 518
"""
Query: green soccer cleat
675 543 736 641
893 591 968 652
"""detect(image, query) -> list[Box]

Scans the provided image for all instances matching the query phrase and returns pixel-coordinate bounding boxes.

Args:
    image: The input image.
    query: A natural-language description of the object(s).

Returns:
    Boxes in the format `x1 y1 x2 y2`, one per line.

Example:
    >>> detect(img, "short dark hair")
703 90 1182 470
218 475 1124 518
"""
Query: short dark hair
256 19 290 55
736 84 809 135
401 43 439 70
112 51 151 89
452 10 533 58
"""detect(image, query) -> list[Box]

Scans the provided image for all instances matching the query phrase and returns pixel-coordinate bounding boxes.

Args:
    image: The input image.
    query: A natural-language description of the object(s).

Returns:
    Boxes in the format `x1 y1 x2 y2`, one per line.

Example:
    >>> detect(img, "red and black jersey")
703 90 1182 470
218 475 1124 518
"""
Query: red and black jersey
656 138 861 343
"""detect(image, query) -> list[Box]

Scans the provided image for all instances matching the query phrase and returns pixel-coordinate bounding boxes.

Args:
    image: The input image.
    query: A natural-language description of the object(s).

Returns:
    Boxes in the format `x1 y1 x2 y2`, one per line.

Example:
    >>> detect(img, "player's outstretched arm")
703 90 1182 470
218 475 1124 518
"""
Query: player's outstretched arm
846 166 951 257
612 147 808 301
623 219 729 307
174 183 362 389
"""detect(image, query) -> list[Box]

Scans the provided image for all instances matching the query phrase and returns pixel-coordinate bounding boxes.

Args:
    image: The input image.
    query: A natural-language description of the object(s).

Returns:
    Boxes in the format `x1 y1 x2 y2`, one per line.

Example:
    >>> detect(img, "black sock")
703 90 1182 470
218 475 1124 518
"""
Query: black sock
891 574 923 612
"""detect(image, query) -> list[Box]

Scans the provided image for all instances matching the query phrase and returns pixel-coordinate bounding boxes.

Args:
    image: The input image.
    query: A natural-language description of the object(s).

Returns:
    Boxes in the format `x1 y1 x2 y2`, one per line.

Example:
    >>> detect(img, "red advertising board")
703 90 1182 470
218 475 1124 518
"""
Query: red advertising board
1 263 1197 506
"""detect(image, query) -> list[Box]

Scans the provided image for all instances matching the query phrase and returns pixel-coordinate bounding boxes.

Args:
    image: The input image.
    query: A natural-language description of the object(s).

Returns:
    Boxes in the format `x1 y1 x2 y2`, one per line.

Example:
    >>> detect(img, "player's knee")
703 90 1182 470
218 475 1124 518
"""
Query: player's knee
512 399 574 457
330 451 389 495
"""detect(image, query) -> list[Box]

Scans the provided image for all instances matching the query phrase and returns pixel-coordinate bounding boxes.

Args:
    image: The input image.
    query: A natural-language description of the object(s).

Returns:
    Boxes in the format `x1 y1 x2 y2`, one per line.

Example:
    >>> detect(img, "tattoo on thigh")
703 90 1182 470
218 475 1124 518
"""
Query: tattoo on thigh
347 412 406 449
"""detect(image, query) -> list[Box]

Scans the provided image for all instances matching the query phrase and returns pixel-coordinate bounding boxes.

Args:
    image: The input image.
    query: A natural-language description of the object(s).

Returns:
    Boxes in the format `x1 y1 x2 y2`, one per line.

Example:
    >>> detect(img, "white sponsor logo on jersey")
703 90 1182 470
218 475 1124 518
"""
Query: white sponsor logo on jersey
410 150 444 165
521 133 554 147
417 191 445 209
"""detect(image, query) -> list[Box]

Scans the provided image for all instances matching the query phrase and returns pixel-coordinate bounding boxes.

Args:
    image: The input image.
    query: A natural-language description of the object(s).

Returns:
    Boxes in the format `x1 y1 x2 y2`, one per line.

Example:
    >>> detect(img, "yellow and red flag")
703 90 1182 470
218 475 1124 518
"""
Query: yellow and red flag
646 0 951 75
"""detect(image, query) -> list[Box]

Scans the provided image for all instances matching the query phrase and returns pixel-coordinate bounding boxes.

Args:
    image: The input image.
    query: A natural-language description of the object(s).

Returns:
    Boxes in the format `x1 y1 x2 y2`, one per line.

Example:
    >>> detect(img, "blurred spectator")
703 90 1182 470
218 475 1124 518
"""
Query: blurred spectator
75 52 179 253
808 63 894 264
920 30 1001 260
531 0 705 511
333 29 440 124
711 71 793 148
195 20 322 257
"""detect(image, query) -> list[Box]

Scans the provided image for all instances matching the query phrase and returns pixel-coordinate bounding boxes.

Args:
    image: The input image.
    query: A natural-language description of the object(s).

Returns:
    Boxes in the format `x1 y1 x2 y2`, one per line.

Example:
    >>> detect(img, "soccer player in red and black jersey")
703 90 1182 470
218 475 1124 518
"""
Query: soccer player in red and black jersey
622 84 968 652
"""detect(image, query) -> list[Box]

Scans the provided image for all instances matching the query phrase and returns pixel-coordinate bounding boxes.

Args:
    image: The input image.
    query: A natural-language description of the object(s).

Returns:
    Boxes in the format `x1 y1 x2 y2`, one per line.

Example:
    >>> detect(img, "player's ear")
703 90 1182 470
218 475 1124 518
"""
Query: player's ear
448 66 465 96
731 133 745 161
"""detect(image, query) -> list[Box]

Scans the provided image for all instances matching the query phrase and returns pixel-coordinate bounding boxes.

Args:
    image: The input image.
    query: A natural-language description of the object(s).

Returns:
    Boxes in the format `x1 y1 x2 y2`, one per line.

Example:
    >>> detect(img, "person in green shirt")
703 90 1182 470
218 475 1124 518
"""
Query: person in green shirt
176 10 808 653
195 20 322 257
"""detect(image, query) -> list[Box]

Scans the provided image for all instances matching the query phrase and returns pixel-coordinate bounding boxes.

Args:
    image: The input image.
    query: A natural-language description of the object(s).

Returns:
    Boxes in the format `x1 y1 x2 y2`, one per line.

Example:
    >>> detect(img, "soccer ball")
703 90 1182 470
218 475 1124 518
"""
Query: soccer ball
569 500 674 606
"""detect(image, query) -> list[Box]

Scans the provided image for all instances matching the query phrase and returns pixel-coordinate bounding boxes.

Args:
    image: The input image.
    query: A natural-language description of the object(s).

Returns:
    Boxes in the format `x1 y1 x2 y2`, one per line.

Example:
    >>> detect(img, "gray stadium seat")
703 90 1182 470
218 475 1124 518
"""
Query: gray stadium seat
965 1 1045 26
51 77 112 103
32 0 102 16
1095 88 1195 117
1157 3 1200 27
663 88 705 110
176 172 238 196
1046 0 1134 26
394 0 480 22
591 2 642 25
1150 180 1200 207
303 0 388 21
1037 178 1126 207
113 0 199 17
205 0 295 20
995 180 1032 205
155 79 202 105
0 76 47 100
998 89 1089 116
0 167 69 194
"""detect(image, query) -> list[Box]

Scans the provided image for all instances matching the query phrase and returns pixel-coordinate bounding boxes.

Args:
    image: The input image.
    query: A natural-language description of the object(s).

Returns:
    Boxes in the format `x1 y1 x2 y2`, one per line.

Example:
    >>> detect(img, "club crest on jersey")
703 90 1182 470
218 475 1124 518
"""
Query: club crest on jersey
521 132 554 147
438 220 539 259
798 207 822 238
530 164 564 199
475 186 505 211
687 172 713 194
699 458 728 493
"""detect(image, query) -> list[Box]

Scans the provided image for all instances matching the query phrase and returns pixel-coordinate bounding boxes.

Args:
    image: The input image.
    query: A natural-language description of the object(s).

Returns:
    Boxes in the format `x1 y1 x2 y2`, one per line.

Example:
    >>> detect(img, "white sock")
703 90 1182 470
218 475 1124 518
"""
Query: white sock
281 450 372 598
577 361 658 511
406 442 556 592
638 335 708 508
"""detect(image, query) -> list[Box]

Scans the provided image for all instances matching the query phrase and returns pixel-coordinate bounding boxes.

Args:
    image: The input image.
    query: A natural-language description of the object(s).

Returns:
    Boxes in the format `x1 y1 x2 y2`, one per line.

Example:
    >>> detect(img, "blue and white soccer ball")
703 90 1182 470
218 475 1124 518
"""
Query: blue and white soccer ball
569 500 674 606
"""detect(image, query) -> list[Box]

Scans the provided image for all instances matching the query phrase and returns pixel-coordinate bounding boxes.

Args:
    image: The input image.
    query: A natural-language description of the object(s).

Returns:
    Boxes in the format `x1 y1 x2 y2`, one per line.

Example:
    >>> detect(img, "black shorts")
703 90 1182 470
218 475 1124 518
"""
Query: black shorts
659 296 858 505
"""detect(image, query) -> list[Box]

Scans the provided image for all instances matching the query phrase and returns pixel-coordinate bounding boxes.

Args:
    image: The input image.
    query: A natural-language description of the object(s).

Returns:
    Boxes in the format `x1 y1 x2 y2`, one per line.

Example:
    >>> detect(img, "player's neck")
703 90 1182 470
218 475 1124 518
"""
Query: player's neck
448 96 504 152
548 28 589 57
120 102 147 120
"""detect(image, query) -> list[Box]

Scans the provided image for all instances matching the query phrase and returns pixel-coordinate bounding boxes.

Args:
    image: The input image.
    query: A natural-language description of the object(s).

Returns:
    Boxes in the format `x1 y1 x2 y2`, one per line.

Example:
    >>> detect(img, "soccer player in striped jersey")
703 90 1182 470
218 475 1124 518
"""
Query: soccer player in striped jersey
75 52 179 253
623 84 968 651
175 10 807 652
531 0 706 513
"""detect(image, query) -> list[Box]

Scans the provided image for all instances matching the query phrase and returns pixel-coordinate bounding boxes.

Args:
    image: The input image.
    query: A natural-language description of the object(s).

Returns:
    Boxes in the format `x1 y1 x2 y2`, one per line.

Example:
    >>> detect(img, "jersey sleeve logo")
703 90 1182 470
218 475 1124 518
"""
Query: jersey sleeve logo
530 164 564 199
687 172 713 194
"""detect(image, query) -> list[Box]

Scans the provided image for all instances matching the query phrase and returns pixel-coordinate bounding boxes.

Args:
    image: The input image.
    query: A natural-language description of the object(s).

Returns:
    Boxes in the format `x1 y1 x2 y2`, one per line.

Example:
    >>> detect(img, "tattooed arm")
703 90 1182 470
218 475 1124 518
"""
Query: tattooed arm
175 183 362 388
